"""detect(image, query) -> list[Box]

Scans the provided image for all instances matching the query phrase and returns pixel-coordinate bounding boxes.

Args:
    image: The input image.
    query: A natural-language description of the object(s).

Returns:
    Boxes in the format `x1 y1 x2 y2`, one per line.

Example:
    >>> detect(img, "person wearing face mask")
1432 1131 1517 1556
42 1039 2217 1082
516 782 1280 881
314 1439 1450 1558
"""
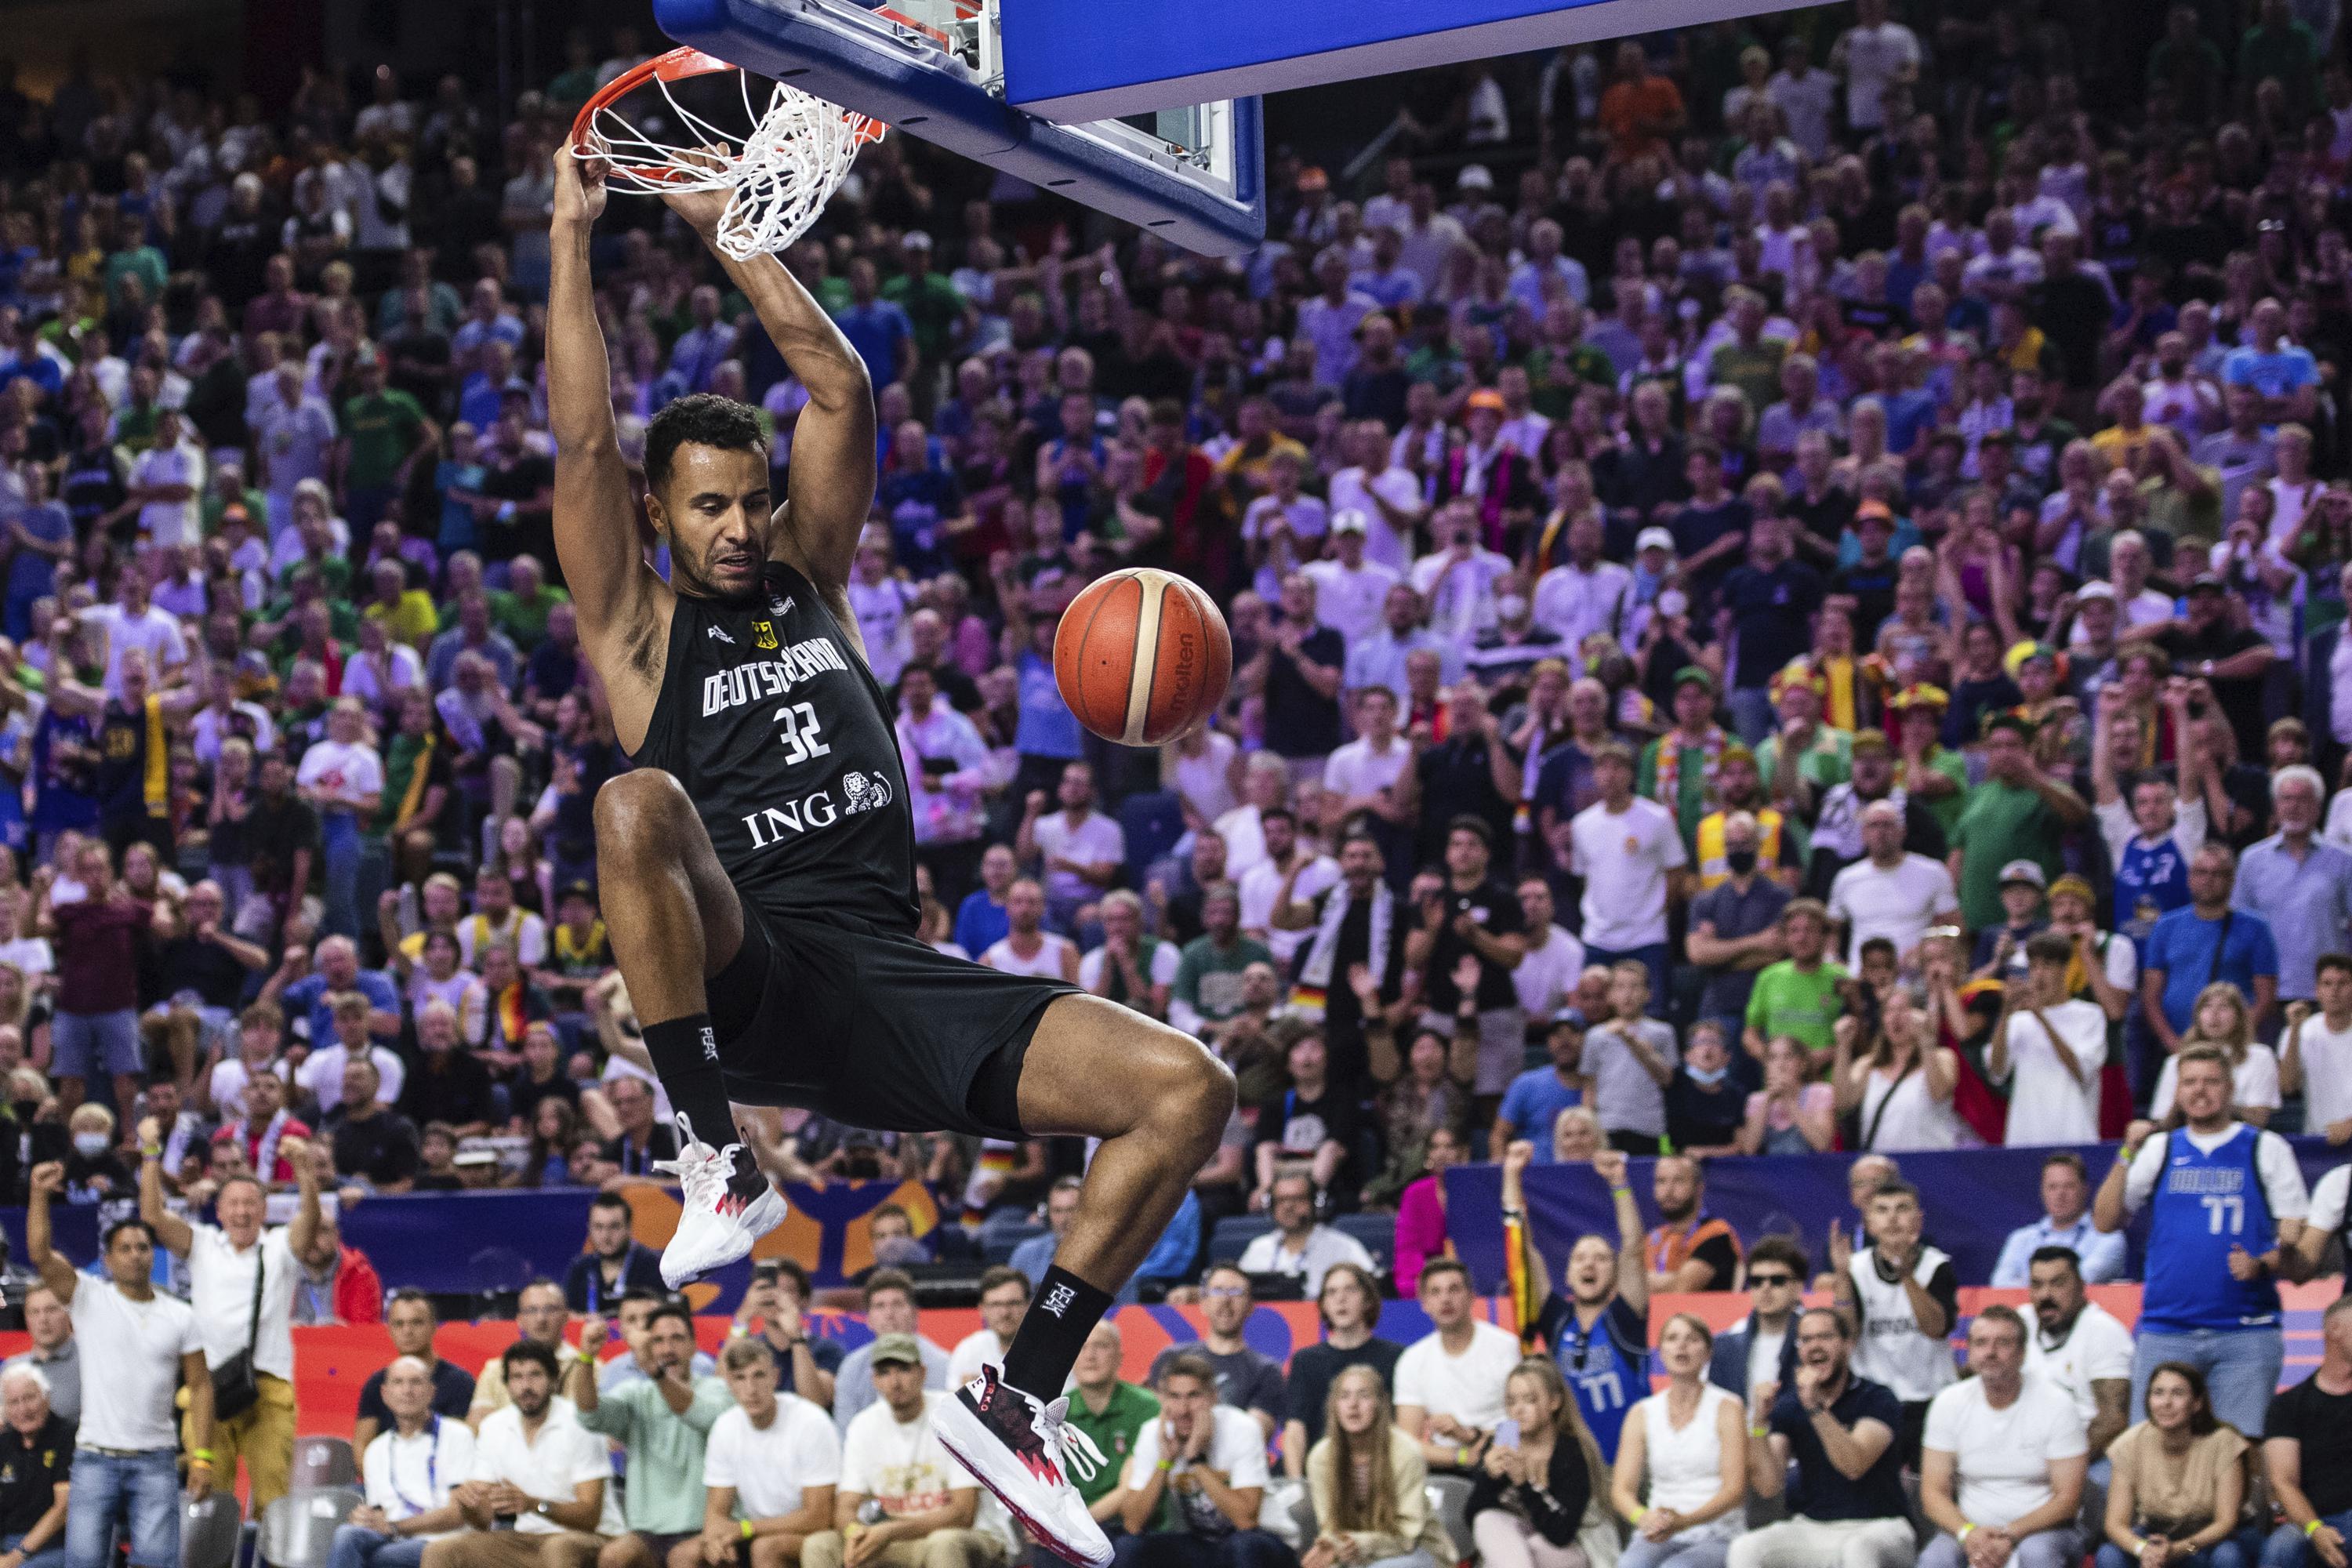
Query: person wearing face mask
1465 591 1566 684
60 1103 130 1205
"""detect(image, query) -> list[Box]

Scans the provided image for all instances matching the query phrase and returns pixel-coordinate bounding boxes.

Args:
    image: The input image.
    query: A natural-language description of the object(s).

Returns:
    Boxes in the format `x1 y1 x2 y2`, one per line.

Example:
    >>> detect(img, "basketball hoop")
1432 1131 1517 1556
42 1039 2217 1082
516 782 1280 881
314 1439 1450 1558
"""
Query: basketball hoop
571 45 887 261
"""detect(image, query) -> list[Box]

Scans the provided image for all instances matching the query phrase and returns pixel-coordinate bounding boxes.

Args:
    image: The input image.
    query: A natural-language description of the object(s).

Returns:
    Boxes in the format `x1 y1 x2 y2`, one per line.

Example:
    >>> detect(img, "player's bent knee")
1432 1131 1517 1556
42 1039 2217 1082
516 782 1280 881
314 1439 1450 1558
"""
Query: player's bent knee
594 770 693 854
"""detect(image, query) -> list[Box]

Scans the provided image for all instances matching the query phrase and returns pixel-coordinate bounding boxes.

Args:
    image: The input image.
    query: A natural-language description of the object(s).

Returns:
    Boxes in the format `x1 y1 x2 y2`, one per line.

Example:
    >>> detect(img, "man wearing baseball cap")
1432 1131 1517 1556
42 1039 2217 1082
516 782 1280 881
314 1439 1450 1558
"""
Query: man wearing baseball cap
1300 509 1399 646
2121 569 2277 761
808 1334 1014 1568
1640 667 1730 846
1972 858 2051 979
1949 710 2089 935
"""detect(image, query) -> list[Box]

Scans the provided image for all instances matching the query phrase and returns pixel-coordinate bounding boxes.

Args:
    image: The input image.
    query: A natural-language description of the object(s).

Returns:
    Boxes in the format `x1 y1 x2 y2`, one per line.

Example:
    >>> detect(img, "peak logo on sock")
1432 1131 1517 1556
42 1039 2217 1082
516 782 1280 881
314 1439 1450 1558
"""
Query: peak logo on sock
701 1026 719 1065
1041 1283 1076 1317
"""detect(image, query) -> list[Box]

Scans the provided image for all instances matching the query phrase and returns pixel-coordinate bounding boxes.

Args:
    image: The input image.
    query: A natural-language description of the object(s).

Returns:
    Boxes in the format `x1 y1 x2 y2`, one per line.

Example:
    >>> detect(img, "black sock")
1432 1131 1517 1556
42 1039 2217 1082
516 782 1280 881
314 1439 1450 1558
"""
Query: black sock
1002 1265 1114 1399
640 1014 764 1199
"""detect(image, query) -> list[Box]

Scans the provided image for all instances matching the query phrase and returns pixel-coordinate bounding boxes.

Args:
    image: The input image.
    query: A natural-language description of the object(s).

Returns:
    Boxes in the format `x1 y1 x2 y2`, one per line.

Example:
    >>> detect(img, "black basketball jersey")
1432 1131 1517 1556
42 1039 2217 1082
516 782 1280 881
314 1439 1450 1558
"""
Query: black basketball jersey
630 561 920 933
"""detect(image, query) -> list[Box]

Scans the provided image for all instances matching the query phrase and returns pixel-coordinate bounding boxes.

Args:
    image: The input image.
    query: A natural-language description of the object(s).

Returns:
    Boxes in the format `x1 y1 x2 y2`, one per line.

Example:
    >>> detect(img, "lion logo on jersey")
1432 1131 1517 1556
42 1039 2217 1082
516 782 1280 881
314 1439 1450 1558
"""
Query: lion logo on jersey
840 771 892 815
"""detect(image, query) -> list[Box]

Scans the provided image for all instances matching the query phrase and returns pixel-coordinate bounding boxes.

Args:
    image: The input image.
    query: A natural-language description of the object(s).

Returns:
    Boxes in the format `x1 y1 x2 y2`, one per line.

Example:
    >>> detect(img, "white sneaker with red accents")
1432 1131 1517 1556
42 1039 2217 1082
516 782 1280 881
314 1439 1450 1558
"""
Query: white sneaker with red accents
935 1364 1112 1568
655 1114 787 1287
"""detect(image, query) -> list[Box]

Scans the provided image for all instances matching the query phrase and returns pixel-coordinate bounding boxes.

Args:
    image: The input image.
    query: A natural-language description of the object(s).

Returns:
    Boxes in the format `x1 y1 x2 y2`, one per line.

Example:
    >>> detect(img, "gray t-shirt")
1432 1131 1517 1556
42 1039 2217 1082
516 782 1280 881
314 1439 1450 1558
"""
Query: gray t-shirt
1688 877 1791 1022
1581 1018 1680 1138
1148 1344 1286 1425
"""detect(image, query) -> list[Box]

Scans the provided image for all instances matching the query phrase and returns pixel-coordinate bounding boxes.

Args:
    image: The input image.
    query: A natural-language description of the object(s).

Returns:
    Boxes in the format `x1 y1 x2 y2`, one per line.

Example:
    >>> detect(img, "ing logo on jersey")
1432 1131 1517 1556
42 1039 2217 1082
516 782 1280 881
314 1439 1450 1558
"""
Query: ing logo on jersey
841 771 892 815
753 619 779 650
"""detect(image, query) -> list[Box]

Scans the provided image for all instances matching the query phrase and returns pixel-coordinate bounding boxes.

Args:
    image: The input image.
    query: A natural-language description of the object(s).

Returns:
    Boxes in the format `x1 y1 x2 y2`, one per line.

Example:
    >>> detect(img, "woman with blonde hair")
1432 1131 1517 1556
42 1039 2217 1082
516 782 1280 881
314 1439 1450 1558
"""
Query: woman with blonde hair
1469 1358 1616 1568
1832 989 1967 1152
1304 1365 1451 1568
1552 1105 1603 1163
2149 982 2280 1127
1610 1315 1746 1568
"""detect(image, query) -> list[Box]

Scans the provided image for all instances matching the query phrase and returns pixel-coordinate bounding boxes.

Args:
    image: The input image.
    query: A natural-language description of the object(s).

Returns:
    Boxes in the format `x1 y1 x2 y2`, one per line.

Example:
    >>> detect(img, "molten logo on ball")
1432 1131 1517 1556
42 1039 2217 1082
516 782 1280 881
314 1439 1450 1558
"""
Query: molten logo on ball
1052 568 1233 748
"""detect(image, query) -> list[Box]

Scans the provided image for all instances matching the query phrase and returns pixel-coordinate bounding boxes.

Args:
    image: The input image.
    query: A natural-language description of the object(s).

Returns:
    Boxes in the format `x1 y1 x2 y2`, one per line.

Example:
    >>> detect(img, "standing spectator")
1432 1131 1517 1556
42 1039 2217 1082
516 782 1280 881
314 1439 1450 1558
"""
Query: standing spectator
1510 1146 1652 1462
1610 1313 1747 1568
1917 1308 2089 1568
26 1163 212 1568
1468 1359 1611 1568
1990 933 2111 1146
1301 1367 1450 1568
1494 1013 1588 1159
1832 1178 1957 1465
1950 714 2091 936
2258 1297 2352 1568
2281 957 2352 1141
37 847 149 1116
2092 1047 2310 1436
1741 901 1848 1075
683 1336 841 1568
2143 845 2281 1062
332 1355 478 1568
1414 817 1529 1103
1730 1308 1915 1568
2234 767 2352 1010
570 1305 731 1568
1569 745 1690 1002
1113 1352 1285 1568
434 1340 622 1568
831 1271 949 1438
297 699 384 942
1686 815 1792 1039
1828 803 1961 967
138 1118 321 1511
1280 1265 1402 1477
1582 963 1679 1155
1991 1156 2129 1287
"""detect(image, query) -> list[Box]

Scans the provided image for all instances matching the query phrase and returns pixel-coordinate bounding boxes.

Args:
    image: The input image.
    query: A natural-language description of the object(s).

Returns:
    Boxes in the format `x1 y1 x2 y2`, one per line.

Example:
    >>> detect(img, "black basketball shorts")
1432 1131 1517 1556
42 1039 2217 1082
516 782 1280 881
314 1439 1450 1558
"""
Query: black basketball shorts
706 901 1077 1139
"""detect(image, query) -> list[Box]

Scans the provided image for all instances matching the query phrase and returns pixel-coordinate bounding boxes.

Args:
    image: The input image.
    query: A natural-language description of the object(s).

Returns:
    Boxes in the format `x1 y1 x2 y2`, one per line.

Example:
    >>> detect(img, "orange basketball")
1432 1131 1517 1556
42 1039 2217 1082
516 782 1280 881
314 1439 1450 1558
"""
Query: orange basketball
1053 568 1233 746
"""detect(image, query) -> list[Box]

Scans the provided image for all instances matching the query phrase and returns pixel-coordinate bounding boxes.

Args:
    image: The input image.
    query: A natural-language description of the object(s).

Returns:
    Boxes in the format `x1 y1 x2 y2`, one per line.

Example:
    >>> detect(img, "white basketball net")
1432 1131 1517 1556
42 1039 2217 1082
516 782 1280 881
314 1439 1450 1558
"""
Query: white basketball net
584 65 881 261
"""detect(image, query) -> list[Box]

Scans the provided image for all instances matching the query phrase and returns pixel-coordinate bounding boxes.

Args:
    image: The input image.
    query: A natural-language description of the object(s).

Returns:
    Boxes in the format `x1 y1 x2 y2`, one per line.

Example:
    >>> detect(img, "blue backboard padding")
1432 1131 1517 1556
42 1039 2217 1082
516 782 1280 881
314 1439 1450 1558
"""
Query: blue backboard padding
1001 0 1814 120
653 0 1265 254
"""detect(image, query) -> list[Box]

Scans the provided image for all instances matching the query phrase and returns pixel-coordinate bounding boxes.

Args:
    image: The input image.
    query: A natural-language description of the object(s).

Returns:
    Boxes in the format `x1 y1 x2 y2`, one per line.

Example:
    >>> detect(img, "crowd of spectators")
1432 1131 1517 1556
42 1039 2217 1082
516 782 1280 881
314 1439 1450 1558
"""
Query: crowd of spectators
4 0 2352 1563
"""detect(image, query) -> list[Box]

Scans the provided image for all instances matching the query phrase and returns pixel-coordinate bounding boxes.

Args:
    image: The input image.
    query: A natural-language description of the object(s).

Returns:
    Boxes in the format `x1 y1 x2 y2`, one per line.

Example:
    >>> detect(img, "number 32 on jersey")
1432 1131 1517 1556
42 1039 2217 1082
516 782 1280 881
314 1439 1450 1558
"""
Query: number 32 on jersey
774 702 831 765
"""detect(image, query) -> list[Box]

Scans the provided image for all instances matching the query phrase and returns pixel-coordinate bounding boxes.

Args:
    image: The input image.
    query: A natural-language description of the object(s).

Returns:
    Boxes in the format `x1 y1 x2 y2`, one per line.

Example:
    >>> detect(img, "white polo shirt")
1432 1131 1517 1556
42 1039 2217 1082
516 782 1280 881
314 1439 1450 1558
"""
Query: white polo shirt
470 1403 623 1537
187 1222 299 1382
703 1394 842 1521
2023 1303 2135 1433
71 1279 203 1452
364 1417 477 1537
1569 796 1686 949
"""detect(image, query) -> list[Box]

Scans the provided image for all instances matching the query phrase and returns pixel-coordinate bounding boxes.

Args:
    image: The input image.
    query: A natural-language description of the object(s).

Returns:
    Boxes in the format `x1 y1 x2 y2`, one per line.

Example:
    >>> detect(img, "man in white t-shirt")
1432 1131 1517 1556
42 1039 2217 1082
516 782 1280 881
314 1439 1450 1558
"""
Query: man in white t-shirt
1327 421 1424 574
1112 1352 1276 1555
1392 1260 1523 1468
1918 1307 2088 1568
1989 934 2107 1146
946 1269 1030 1390
2021 1248 2133 1470
299 698 387 939
29 1161 212 1568
1568 744 1688 967
1301 512 1399 645
1512 877 1586 1022
980 880 1078 983
139 1123 322 1511
81 572 190 700
1321 688 1413 834
804 1336 1013 1568
128 408 205 546
444 1341 622 1567
2283 962 2352 1139
1236 808 1336 968
1831 0 1920 133
1018 762 1125 933
1410 503 1512 643
1235 1167 1377 1297
1828 801 1960 967
688 1337 841 1568
1532 514 1635 650
337 1354 478 1568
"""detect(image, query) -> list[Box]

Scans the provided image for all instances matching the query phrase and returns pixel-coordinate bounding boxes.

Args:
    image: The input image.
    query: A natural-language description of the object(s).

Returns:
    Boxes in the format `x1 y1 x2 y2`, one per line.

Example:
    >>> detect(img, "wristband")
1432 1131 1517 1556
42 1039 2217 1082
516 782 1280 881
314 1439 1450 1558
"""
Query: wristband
1958 1525 1976 1542
1456 1446 1471 1468
741 1520 755 1541
140 1145 162 1160
1749 1425 1769 1438
2309 1523 2325 1539
1157 1460 1174 1472
189 1450 213 1464
1610 1186 1632 1199
1629 1506 1649 1523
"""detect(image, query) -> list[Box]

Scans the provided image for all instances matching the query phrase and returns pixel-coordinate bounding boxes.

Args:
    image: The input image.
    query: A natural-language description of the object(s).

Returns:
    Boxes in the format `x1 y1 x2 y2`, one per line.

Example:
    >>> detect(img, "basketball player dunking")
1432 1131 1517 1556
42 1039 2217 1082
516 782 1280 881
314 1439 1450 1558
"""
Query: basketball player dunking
545 147 1231 1566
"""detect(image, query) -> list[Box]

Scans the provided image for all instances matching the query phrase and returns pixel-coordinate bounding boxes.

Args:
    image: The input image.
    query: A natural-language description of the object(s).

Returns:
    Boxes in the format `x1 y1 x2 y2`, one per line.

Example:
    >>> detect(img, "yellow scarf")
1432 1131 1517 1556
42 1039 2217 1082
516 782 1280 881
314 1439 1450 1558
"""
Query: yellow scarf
142 695 168 818
394 733 437 826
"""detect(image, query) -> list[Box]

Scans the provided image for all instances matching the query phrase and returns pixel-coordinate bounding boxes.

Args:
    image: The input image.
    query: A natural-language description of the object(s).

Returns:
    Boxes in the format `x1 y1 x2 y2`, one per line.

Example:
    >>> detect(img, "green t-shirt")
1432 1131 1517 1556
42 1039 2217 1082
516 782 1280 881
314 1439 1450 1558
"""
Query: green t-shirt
1756 728 1853 860
1951 779 2065 931
1065 1381 1160 1510
339 390 426 492
1173 935 1275 1024
490 585 571 651
1904 748 1972 836
576 1374 733 1532
103 245 167 308
1744 959 1849 1056
1636 736 1713 846
882 271 968 362
1708 336 1791 422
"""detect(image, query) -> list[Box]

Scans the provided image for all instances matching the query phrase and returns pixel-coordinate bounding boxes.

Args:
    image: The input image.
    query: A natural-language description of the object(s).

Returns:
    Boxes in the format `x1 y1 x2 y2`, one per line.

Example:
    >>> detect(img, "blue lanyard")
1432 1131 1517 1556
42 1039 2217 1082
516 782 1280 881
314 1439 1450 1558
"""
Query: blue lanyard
389 1418 440 1518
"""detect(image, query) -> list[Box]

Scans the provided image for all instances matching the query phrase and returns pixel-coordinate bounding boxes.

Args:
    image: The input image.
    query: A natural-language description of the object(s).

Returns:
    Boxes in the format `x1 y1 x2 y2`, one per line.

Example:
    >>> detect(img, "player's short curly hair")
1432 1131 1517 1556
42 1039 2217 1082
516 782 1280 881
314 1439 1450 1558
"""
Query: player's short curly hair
644 393 769 492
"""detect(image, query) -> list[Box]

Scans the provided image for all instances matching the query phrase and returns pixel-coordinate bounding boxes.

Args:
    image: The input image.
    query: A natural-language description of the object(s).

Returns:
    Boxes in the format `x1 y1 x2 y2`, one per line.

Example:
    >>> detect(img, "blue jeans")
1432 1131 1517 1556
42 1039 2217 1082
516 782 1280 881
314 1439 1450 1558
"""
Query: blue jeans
1623 1535 1734 1568
2129 1327 2284 1435
1111 1529 1298 1568
328 1525 430 1568
321 811 362 940
4 1527 67 1568
2100 1534 2258 1568
1586 942 1671 1018
1920 1530 2078 1568
66 1450 181 1568
2263 1513 2352 1568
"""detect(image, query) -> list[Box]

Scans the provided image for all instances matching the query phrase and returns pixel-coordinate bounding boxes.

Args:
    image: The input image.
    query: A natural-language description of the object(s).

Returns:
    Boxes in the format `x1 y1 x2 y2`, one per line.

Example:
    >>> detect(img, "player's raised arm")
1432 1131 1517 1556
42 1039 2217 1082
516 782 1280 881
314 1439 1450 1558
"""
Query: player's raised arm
547 147 665 691
672 197 875 593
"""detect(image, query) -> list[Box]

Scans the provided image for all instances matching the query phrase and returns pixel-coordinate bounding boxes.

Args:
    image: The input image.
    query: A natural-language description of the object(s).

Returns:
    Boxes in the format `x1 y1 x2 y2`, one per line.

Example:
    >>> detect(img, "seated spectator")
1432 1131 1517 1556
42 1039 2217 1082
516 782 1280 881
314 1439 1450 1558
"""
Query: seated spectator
2 1283 78 1425
1064 1325 1158 1533
1010 1178 1082 1288
1394 1258 1523 1473
292 1215 387 1327
1468 1359 1611 1568
599 1290 717 1392
466 1280 580 1426
0 1364 71 1568
571 1304 731 1568
2259 1296 2352 1568
1991 1155 2129 1287
1732 1308 1916 1568
327 1057 422 1192
1739 1033 1836 1155
1708 1236 1806 1402
1611 1315 1747 1568
946 1267 1029 1388
2023 1248 2134 1474
1494 1013 1587 1160
355 1290 477 1454
1281 1264 1402 1476
1113 1352 1287 1568
300 991 409 1116
1644 1155 1741 1293
1236 1167 1376 1295
1918 1307 2089 1568
436 1340 622 1568
1392 1125 1463 1295
2097 1362 2254 1568
831 1271 949 1436
678 1337 840 1568
732 1259 841 1407
2281 960 2352 1142
565 1193 666 1317
1990 932 2109 1145
596 1077 679 1181
805 1334 1014 1568
1303 1366 1450 1568
1149 1265 1285 1442
333 1354 478 1568
2149 983 2281 1128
